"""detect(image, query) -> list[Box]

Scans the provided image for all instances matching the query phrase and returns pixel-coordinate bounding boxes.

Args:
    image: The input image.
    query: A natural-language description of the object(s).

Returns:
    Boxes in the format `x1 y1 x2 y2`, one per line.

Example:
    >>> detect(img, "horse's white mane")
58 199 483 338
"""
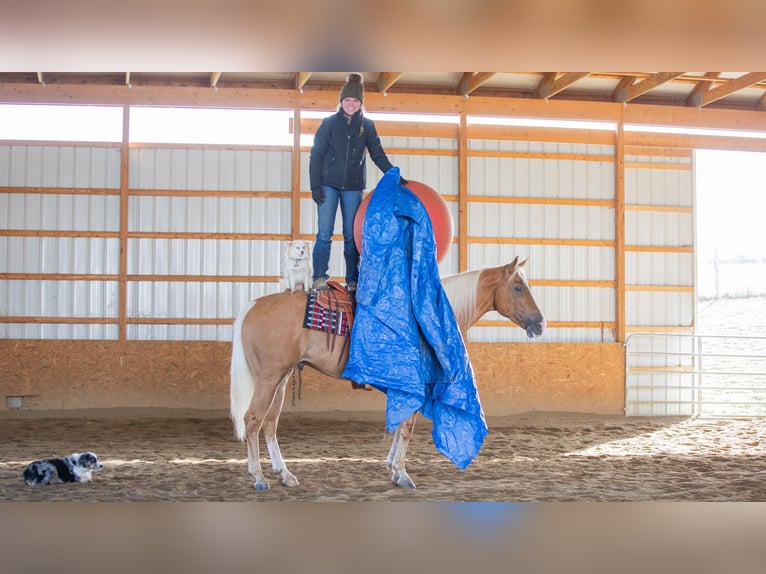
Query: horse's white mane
442 269 483 330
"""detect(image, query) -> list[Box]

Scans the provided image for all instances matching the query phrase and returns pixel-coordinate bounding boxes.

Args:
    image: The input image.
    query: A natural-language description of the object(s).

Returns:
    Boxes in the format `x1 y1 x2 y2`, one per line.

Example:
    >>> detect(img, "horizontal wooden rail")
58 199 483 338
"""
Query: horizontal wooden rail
470 237 614 247
469 196 614 207
625 325 695 334
625 285 694 293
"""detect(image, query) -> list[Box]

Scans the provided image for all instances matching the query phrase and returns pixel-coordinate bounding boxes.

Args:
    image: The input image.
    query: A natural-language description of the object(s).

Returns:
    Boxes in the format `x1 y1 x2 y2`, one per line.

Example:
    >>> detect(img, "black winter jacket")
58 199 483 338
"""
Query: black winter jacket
309 110 393 192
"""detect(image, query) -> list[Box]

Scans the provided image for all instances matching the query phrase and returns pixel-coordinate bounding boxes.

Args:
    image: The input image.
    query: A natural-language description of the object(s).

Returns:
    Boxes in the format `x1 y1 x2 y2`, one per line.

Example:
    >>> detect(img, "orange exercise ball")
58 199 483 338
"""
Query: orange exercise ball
353 180 454 263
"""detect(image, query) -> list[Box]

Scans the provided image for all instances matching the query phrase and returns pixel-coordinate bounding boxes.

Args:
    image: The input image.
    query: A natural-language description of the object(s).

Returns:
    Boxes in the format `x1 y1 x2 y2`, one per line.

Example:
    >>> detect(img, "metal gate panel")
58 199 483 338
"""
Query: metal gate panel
626 333 766 417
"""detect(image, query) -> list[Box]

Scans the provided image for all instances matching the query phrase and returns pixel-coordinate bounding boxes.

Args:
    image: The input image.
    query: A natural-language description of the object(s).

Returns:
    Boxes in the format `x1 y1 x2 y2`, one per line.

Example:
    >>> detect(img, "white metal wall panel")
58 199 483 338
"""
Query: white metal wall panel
125 147 292 340
468 140 615 200
0 145 121 188
2 129 696 345
0 194 119 232
130 148 292 191
0 278 118 339
0 237 119 274
128 196 289 234
624 157 694 333
466 140 616 343
1 144 122 340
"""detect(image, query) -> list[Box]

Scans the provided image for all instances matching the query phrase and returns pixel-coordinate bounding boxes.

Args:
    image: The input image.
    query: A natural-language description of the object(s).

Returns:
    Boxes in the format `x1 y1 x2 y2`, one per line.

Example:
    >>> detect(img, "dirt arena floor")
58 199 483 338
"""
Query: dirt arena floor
3 296 766 502
2 409 766 501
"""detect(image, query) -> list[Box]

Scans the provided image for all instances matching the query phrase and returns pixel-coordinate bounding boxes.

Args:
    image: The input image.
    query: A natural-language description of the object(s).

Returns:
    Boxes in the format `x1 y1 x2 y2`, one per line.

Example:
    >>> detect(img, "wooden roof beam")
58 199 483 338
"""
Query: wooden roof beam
295 72 311 92
536 72 589 99
685 72 720 105
376 72 403 94
611 76 636 100
458 72 496 97
690 72 766 107
615 72 684 103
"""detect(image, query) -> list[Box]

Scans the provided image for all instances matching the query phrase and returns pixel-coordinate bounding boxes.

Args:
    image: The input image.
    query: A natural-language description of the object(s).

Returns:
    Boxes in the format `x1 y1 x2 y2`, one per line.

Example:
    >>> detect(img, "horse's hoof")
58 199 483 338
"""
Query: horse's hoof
253 478 270 491
281 471 299 487
391 470 417 489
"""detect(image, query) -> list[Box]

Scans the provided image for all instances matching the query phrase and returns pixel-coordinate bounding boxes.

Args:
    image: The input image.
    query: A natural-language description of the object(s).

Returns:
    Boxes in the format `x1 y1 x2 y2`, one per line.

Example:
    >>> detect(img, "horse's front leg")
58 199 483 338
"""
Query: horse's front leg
389 413 418 489
262 376 299 487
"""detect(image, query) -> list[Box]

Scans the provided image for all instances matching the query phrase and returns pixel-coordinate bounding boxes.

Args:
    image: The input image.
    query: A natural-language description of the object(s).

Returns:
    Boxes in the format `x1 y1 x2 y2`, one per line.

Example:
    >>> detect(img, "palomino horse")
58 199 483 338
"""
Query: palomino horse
230 256 545 490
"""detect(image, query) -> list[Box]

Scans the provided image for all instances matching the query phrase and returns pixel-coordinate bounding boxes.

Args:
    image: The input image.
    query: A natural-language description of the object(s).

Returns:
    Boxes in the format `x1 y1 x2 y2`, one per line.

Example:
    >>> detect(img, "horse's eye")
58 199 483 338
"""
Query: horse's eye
513 284 523 293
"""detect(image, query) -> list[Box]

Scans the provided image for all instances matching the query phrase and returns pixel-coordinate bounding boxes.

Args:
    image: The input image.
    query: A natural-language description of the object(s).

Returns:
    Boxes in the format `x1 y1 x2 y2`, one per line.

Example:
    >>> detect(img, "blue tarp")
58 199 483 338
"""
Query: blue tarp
342 167 488 469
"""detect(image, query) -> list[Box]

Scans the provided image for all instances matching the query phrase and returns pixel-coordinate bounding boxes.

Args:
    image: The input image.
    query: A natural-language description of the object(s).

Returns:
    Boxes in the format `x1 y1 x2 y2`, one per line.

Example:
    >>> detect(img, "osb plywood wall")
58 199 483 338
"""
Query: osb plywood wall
0 341 624 416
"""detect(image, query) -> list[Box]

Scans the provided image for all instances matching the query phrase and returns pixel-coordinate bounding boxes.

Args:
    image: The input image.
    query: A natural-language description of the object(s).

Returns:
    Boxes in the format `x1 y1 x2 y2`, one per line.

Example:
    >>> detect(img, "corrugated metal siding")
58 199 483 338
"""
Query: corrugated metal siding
2 128 695 345
467 139 616 342
0 145 121 339
468 141 615 200
130 148 292 191
625 154 694 331
128 148 291 340
0 145 121 188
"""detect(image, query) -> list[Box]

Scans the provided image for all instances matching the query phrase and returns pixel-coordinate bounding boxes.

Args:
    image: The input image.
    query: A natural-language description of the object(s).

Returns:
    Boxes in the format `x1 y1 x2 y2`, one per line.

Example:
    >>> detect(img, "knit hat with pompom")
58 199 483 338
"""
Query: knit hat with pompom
339 73 364 103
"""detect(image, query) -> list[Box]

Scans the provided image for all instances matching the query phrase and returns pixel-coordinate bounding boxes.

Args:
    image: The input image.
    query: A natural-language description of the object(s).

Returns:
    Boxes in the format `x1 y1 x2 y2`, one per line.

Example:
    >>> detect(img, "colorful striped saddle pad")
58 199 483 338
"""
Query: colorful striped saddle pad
303 281 354 337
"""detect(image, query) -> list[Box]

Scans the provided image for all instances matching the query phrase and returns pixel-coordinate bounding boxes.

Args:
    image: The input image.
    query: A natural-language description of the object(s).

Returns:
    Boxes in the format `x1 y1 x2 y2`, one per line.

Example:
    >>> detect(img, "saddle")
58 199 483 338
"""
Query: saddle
315 280 354 316
303 280 354 345
302 281 369 391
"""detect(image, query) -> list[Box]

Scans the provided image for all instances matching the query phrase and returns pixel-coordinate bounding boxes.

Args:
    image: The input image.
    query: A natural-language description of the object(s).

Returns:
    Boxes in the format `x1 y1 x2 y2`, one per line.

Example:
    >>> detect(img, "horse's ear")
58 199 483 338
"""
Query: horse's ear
519 257 528 268
502 256 520 278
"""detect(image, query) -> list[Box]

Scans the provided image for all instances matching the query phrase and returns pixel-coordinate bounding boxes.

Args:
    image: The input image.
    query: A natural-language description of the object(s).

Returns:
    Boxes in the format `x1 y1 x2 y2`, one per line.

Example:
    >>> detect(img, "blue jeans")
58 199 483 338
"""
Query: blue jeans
312 185 363 284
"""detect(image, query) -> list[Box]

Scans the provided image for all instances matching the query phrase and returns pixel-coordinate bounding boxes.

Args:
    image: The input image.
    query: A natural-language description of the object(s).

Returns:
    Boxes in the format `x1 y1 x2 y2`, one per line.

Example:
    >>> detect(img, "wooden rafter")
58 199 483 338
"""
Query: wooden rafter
295 72 311 91
376 72 403 94
685 72 720 105
690 72 766 107
615 72 684 103
536 72 589 99
36 72 44 85
611 76 636 100
458 72 495 97
210 72 222 88
125 72 131 87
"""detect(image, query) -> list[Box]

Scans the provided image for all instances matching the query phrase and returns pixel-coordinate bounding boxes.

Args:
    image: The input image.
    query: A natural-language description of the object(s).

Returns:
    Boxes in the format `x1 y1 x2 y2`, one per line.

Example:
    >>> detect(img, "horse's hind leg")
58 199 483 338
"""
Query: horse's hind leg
262 376 299 487
389 413 418 489
244 405 269 490
244 377 284 491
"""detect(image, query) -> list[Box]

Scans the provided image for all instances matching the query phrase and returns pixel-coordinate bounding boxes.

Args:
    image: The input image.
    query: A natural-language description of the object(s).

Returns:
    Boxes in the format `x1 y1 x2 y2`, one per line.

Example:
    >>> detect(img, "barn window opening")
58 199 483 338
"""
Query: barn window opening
129 107 294 145
0 104 122 142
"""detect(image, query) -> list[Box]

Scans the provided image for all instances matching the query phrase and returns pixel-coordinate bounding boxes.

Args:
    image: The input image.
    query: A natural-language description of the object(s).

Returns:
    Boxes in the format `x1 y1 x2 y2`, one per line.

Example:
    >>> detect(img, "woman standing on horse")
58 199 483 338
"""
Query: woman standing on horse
309 72 406 293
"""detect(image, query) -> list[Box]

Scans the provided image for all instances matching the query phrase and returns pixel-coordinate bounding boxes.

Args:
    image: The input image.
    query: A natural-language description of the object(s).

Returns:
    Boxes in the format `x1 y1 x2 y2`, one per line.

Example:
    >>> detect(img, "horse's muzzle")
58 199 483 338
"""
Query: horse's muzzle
525 317 546 338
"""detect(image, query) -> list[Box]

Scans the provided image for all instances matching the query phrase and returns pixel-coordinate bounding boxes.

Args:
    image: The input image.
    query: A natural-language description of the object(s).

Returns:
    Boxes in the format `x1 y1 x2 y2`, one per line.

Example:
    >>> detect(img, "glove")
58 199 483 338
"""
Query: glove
399 176 408 186
311 187 325 205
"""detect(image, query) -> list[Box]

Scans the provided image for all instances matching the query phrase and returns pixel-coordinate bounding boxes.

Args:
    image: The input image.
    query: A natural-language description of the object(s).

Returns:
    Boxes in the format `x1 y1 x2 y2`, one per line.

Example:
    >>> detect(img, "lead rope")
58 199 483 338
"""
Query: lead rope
291 363 304 407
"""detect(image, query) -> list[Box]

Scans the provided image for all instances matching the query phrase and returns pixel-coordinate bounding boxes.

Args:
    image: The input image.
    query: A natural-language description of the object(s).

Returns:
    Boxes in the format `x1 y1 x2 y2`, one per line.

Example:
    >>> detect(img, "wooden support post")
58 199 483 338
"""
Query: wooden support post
458 112 469 272
291 107 302 238
119 107 130 341
615 117 626 343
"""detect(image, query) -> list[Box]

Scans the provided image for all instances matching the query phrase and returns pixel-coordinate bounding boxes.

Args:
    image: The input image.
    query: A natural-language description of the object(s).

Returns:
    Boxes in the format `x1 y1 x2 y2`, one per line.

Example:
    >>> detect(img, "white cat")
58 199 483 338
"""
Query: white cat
279 239 312 293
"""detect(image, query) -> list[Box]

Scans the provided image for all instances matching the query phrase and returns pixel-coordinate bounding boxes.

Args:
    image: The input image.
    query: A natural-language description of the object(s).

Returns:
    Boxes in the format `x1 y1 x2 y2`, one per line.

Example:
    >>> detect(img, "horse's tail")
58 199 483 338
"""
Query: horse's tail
230 299 258 441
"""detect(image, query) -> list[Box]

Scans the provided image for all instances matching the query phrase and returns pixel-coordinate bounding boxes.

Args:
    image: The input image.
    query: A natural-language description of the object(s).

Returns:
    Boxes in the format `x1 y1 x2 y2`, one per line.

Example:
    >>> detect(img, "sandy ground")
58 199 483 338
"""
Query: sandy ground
2 409 766 501
2 296 765 502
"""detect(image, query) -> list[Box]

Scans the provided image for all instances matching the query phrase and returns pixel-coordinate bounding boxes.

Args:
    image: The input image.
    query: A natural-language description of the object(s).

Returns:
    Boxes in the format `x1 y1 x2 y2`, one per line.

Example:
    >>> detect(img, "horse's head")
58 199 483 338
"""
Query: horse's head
495 257 546 338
